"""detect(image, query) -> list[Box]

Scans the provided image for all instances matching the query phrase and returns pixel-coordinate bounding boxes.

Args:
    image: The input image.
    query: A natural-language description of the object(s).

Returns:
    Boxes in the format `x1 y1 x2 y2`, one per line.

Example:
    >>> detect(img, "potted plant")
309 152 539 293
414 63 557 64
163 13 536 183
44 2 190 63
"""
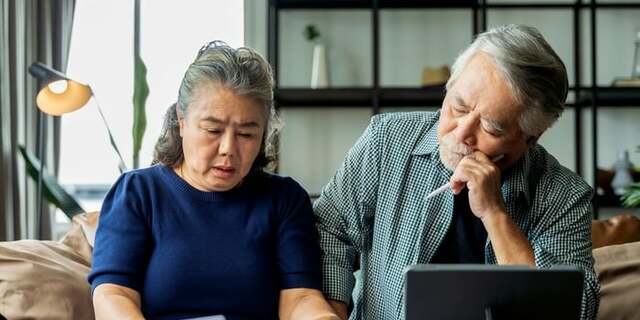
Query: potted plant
304 24 328 88
622 146 640 208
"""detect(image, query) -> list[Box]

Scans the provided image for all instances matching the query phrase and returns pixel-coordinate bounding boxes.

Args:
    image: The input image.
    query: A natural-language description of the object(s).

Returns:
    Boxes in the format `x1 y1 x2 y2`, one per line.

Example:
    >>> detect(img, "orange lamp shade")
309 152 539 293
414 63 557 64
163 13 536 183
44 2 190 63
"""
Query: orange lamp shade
35 80 92 116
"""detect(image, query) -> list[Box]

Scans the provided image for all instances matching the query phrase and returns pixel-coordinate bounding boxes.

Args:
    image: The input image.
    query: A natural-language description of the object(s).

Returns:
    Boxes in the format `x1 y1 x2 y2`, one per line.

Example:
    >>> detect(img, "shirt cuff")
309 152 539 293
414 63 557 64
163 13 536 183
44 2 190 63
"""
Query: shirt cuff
321 264 355 303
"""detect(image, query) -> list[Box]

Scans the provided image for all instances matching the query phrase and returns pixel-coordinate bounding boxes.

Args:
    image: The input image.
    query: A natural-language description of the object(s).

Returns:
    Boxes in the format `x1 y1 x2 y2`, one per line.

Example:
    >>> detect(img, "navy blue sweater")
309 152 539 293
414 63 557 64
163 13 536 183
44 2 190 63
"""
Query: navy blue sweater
89 165 321 320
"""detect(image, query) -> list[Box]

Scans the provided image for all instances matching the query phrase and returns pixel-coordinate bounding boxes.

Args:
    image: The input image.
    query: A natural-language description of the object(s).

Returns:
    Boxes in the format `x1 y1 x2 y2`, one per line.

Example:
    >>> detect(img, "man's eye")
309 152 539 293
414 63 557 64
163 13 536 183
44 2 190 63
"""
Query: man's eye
483 127 500 137
452 105 468 113
238 133 254 138
206 129 222 134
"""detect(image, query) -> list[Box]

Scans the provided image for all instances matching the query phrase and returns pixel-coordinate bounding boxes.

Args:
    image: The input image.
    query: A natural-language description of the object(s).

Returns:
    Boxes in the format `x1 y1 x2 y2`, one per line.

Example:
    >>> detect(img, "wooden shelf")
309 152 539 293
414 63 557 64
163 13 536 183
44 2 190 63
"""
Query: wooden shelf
378 87 445 106
275 87 447 107
578 87 640 107
274 1 640 10
595 194 625 208
378 0 475 9
274 87 607 108
274 0 477 9
275 88 373 107
275 0 372 9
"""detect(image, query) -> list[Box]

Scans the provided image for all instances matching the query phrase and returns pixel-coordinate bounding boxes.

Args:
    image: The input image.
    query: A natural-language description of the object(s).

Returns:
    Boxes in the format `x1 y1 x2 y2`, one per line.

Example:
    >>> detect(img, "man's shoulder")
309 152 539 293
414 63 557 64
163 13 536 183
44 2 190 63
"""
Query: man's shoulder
529 145 592 198
369 111 440 140
372 111 439 129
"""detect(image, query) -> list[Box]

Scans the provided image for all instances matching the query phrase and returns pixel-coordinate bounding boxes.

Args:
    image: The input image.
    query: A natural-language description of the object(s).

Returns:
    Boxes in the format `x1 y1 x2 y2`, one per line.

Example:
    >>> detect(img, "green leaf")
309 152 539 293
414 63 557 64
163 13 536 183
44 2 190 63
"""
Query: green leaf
132 48 149 169
621 182 640 208
18 145 84 219
304 24 320 42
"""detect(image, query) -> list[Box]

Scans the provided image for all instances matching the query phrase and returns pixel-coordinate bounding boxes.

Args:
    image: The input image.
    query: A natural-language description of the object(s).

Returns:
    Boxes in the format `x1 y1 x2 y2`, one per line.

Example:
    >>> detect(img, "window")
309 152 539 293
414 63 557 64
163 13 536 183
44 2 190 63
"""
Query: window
55 0 244 239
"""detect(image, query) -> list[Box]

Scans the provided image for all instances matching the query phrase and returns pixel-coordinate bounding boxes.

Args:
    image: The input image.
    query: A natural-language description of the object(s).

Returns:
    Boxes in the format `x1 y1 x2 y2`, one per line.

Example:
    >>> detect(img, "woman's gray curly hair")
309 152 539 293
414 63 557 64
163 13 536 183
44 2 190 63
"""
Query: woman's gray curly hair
152 41 280 171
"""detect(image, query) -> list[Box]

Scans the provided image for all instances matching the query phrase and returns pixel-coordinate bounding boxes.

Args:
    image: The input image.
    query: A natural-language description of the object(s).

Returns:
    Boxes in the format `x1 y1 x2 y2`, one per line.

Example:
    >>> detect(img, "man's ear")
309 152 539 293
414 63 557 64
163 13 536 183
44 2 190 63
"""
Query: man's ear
176 104 185 138
526 134 540 147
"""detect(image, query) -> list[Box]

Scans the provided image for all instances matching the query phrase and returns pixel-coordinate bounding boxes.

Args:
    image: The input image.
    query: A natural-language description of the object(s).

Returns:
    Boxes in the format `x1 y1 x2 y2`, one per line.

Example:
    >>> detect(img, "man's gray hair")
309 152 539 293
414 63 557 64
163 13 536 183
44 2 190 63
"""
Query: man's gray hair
446 24 568 137
153 41 280 170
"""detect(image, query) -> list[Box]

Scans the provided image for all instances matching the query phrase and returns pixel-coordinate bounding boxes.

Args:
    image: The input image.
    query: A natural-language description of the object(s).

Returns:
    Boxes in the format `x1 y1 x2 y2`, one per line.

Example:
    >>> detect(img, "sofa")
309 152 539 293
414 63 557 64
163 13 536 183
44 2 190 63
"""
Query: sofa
0 212 639 320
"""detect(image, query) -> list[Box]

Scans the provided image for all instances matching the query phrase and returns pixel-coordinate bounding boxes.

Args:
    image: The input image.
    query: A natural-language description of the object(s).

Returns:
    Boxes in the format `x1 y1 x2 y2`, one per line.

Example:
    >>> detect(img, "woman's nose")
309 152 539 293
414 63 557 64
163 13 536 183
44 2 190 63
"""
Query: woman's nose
218 132 236 157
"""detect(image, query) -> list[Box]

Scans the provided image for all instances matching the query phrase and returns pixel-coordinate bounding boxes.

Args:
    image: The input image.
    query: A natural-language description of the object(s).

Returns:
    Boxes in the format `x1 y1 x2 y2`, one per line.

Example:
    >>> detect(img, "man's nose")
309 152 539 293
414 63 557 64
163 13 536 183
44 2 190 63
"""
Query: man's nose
454 114 479 146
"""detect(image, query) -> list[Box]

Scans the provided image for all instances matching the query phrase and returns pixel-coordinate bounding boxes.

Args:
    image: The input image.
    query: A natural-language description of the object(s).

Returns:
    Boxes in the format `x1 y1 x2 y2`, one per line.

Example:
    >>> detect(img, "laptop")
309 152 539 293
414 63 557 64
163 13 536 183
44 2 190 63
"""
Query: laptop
404 264 583 320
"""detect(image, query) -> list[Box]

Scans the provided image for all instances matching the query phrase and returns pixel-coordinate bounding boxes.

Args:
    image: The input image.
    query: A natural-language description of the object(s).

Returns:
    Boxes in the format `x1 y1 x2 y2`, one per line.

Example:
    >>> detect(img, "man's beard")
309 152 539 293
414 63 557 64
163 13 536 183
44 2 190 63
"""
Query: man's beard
438 132 472 171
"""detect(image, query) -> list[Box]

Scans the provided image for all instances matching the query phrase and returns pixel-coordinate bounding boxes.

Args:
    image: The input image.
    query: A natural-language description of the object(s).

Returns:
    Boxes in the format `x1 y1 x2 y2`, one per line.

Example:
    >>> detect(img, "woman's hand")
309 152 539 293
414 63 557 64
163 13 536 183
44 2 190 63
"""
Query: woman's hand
93 283 145 320
279 288 343 320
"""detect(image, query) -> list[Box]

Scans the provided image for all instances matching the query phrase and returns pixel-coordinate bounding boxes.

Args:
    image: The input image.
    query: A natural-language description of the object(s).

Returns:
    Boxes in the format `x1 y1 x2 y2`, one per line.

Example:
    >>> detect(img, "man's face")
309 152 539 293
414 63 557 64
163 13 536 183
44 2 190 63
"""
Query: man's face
438 52 534 171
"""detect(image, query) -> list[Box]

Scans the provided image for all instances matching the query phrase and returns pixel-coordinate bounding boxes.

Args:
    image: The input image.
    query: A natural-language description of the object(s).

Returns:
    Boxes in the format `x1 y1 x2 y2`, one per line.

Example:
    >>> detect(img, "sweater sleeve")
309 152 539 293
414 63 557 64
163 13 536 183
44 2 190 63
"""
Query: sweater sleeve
88 172 152 294
276 178 323 290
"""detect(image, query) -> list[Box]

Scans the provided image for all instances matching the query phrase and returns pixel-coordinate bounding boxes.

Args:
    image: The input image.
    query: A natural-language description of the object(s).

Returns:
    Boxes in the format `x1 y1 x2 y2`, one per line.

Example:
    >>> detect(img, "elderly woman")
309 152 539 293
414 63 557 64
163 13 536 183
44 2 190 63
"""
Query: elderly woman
89 41 339 320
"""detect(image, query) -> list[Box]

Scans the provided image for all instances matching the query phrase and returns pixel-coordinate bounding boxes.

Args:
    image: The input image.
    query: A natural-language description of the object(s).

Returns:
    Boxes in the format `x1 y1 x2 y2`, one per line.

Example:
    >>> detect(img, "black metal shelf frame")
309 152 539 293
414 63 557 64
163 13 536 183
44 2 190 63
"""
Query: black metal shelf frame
267 0 640 216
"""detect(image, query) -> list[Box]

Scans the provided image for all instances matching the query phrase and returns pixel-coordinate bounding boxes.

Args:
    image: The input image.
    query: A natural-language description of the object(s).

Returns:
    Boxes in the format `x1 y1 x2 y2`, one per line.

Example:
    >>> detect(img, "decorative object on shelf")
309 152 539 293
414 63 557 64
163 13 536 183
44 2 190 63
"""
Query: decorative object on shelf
304 24 328 89
612 29 640 87
633 28 640 78
622 146 640 208
612 149 635 196
421 65 450 87
612 77 640 87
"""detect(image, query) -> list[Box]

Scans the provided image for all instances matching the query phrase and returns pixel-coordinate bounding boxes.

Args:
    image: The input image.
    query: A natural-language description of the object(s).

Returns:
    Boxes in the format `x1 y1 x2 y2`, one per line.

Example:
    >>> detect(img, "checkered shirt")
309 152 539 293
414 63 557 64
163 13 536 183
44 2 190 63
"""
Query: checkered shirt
313 111 599 320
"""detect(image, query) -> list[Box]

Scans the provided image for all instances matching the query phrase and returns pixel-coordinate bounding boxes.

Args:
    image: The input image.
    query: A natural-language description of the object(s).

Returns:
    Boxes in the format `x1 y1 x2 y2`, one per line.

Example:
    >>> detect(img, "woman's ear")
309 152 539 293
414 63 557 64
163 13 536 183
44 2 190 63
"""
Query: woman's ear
176 104 185 137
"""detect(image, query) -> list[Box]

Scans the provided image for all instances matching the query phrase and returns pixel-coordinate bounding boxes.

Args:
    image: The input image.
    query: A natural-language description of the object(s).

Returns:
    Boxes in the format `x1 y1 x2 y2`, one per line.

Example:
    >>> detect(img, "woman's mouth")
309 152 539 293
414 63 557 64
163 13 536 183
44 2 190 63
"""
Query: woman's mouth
213 166 236 179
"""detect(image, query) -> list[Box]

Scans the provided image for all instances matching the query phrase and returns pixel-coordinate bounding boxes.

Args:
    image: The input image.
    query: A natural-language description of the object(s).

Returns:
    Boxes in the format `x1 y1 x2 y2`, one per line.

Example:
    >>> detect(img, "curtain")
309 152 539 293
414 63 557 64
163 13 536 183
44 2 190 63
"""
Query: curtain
0 0 76 240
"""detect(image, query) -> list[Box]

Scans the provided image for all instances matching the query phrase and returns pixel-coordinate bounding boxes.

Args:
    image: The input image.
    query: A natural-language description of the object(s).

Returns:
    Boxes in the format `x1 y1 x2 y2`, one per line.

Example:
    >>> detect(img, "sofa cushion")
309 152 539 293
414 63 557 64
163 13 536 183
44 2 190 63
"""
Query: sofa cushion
0 239 94 319
593 240 640 320
59 211 99 263
592 214 640 249
0 212 97 319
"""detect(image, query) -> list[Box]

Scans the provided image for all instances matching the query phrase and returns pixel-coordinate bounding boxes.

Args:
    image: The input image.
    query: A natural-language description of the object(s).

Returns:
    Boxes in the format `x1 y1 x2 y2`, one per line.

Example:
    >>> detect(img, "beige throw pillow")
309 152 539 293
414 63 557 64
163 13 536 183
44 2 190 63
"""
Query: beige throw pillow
594 241 640 320
0 212 98 320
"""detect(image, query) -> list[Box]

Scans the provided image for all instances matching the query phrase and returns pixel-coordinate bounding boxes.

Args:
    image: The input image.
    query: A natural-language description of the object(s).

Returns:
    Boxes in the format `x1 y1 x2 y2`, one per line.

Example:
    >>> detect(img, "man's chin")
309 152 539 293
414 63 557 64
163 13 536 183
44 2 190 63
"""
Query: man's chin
438 150 460 171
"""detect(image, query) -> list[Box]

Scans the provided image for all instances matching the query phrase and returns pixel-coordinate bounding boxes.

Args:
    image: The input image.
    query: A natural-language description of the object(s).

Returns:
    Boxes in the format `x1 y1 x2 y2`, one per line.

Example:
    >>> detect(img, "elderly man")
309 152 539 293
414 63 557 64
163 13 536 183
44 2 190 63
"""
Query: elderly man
314 24 599 320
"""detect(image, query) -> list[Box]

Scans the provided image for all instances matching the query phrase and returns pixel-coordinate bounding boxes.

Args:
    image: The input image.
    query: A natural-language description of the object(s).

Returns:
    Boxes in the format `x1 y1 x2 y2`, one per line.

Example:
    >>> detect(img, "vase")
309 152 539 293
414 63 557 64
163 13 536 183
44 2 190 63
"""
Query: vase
612 150 634 196
311 43 328 89
633 28 640 78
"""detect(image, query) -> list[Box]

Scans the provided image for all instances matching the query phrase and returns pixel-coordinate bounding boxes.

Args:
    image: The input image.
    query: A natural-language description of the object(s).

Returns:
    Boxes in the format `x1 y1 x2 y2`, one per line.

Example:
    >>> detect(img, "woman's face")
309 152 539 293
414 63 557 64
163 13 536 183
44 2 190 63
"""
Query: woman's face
177 85 266 192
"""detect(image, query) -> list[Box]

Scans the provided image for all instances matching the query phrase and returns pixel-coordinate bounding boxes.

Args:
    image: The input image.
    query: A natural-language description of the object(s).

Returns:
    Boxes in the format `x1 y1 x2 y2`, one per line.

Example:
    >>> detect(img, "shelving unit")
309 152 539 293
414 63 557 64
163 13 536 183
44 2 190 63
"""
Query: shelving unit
267 0 640 217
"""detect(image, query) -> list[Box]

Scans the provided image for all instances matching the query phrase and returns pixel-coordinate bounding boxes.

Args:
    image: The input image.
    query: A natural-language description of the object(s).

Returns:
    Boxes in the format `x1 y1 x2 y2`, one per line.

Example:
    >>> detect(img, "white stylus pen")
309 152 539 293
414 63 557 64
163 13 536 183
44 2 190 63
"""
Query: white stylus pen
426 154 504 199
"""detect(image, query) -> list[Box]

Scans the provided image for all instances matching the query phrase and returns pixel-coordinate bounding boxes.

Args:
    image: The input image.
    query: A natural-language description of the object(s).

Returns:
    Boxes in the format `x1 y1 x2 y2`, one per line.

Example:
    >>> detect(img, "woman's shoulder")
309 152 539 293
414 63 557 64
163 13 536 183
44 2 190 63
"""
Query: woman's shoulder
120 164 170 180
110 165 170 193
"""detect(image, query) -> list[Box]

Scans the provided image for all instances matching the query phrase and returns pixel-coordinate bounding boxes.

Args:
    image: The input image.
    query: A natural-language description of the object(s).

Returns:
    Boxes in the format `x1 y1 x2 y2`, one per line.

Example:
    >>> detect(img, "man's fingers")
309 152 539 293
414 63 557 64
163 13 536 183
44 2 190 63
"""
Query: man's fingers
472 151 493 165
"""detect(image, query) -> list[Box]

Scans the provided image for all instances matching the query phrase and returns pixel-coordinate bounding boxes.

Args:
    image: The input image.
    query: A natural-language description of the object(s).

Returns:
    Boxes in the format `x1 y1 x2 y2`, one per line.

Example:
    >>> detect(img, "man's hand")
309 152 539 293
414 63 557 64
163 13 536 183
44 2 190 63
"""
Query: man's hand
450 151 535 266
449 151 505 220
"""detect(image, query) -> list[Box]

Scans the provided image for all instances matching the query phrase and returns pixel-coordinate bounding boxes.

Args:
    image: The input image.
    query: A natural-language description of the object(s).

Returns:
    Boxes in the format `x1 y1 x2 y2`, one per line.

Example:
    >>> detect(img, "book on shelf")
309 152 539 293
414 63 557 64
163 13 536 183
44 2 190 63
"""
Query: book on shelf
612 77 640 87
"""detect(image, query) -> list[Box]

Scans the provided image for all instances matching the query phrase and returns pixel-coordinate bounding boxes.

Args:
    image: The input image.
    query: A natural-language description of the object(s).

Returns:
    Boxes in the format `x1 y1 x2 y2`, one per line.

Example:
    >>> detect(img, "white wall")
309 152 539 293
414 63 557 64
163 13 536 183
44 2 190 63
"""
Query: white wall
244 1 640 200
